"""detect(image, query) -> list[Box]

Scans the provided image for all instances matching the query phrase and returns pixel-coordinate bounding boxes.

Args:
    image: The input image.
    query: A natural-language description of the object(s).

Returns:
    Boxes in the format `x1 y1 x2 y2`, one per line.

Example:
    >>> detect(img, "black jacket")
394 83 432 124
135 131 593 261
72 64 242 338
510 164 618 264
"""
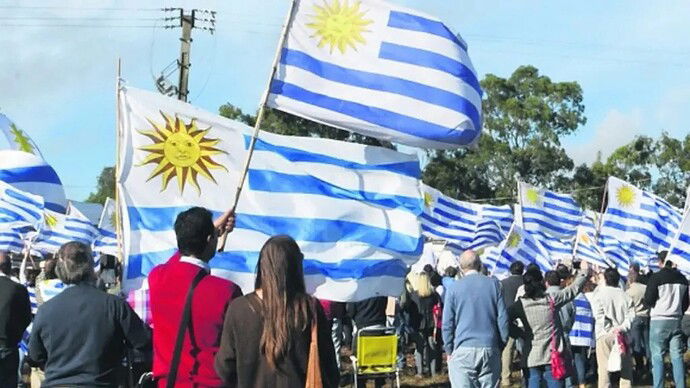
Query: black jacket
500 274 523 308
347 296 388 329
0 276 31 348
28 283 151 387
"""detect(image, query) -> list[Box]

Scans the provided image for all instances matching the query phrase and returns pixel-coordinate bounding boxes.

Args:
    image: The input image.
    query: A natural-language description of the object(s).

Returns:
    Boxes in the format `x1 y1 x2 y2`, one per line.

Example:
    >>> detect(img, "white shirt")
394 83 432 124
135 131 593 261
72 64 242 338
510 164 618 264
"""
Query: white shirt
180 256 210 273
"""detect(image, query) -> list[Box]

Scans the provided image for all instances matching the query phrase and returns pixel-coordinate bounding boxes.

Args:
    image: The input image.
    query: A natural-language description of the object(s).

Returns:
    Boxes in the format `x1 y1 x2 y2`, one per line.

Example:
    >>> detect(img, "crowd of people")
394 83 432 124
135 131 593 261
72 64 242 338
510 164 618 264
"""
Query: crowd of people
0 205 689 388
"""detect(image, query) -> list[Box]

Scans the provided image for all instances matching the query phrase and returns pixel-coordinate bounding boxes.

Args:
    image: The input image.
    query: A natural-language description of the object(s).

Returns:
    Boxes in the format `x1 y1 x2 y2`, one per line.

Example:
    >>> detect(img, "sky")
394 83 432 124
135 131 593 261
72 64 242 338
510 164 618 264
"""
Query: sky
1 0 689 201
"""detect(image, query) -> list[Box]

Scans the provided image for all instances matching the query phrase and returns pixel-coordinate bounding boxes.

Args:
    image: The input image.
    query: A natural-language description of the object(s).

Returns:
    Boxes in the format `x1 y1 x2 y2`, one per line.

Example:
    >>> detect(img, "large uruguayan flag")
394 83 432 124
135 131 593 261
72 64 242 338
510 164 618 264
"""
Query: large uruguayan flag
0 180 44 230
33 210 99 254
119 86 423 301
495 225 554 275
0 229 23 253
268 0 482 149
574 227 609 268
420 184 509 253
93 198 118 256
0 150 67 213
0 113 42 157
519 182 582 238
667 210 690 275
600 177 682 256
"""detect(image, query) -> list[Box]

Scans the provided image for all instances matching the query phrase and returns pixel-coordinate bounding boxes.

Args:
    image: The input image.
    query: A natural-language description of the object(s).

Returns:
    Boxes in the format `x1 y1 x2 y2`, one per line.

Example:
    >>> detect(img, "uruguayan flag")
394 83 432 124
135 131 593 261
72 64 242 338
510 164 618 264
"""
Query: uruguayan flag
0 229 23 253
119 86 423 301
420 184 510 253
574 227 609 268
600 177 682 256
667 210 690 275
0 180 44 230
496 225 554 274
268 0 482 149
33 210 99 254
0 150 67 213
519 182 582 238
0 113 42 157
529 230 574 263
479 246 504 277
569 294 594 348
93 197 118 256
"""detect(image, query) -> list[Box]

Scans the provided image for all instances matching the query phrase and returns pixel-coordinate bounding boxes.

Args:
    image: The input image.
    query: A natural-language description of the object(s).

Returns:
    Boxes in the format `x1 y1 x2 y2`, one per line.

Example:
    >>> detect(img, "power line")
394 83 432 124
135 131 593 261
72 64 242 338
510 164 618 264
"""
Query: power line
0 5 161 11
0 24 163 28
0 16 165 21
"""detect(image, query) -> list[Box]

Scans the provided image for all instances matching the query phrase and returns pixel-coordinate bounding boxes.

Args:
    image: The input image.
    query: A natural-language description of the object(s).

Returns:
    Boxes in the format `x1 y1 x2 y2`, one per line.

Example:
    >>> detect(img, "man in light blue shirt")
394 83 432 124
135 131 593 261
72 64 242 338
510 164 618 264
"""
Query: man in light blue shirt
443 250 508 387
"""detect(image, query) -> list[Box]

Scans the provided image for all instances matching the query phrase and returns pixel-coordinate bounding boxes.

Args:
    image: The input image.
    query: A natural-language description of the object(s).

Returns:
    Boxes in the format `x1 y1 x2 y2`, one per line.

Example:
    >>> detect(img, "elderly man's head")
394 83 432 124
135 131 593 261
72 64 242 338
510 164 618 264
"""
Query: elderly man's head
56 242 96 285
459 250 482 273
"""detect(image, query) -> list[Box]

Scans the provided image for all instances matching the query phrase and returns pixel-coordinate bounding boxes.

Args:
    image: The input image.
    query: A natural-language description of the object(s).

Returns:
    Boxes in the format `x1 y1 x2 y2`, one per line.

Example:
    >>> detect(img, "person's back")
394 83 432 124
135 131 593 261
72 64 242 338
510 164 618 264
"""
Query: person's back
346 296 388 329
148 207 241 387
626 281 648 317
31 284 150 386
444 272 506 349
149 254 241 386
0 256 31 388
28 242 150 387
644 266 689 320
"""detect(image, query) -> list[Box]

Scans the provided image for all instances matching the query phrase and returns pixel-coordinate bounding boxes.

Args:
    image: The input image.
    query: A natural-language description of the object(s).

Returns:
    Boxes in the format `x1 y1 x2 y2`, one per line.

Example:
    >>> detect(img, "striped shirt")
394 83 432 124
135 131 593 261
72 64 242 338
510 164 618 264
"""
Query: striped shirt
569 293 595 348
27 286 38 315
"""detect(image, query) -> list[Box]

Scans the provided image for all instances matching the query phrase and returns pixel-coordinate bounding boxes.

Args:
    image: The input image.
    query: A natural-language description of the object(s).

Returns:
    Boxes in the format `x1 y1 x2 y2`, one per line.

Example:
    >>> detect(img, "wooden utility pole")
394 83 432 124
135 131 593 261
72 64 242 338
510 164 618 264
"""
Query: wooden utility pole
177 10 194 102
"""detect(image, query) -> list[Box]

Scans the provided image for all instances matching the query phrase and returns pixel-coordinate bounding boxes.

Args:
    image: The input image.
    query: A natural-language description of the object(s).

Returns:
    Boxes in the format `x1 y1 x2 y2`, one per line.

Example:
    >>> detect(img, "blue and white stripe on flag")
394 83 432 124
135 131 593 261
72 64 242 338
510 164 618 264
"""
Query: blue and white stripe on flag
569 294 595 348
119 86 423 301
482 204 514 235
667 210 690 275
94 198 118 256
0 230 24 253
0 150 67 213
574 227 609 269
420 184 508 253
19 323 31 354
529 230 574 263
0 180 44 229
496 225 554 274
268 0 482 149
27 286 38 315
34 210 99 254
600 177 682 255
519 182 582 238
479 246 504 277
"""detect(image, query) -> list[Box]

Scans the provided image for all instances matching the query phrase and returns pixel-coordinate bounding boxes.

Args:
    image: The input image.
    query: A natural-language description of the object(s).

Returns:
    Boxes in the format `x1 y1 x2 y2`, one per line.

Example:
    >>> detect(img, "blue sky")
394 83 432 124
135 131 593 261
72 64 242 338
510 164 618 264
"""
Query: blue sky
2 0 689 201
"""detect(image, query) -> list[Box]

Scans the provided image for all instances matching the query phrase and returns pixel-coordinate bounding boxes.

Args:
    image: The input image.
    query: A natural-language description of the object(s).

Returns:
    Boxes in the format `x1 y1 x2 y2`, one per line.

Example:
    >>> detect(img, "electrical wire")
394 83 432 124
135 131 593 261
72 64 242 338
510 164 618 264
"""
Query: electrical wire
0 5 161 11
0 24 165 28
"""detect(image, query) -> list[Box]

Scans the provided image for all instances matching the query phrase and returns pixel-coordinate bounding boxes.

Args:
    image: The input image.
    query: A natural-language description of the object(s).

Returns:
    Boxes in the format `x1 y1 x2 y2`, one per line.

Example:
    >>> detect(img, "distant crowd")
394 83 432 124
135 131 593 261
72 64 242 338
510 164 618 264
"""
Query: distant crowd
0 206 689 388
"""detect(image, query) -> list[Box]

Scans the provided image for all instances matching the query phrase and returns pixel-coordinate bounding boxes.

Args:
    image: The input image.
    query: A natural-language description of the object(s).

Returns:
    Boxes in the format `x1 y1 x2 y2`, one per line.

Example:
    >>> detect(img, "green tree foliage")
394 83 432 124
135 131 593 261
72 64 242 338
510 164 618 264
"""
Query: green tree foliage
86 166 115 204
424 65 586 203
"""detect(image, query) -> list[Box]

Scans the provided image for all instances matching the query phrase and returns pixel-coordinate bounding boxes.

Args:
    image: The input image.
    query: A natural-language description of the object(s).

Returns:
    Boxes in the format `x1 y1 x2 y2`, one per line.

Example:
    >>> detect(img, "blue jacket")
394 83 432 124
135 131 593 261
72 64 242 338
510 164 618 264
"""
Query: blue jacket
442 272 508 354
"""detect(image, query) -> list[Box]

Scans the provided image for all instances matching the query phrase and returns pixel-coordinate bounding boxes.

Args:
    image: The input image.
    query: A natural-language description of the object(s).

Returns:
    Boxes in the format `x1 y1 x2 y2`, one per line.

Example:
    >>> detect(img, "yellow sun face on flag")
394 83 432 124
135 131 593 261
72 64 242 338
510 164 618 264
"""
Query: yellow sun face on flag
307 0 373 54
9 124 35 154
615 185 636 208
137 112 227 194
44 212 58 228
506 231 521 248
579 232 591 245
525 187 540 205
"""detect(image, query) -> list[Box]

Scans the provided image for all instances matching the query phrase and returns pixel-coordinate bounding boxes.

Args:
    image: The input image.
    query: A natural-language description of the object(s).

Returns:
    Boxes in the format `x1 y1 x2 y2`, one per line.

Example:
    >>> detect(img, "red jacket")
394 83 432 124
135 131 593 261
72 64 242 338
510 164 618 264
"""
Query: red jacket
148 252 242 387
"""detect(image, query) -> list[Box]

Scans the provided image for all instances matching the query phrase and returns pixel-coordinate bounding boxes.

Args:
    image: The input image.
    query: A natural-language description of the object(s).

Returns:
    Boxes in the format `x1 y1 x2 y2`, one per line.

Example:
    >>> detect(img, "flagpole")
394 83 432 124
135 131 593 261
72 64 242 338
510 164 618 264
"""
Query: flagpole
218 0 298 252
516 179 525 228
114 58 125 264
595 179 608 240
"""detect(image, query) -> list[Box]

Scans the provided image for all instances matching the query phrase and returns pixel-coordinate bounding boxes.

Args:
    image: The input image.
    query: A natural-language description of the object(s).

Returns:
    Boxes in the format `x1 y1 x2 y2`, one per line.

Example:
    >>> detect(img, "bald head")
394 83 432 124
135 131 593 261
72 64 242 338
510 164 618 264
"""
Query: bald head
0 251 10 275
459 250 482 272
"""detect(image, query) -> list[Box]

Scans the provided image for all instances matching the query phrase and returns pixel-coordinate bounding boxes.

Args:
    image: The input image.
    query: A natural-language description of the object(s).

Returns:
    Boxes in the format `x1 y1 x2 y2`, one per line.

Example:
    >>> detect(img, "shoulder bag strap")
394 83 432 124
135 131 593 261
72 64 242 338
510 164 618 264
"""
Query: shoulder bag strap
166 269 206 388
548 296 557 352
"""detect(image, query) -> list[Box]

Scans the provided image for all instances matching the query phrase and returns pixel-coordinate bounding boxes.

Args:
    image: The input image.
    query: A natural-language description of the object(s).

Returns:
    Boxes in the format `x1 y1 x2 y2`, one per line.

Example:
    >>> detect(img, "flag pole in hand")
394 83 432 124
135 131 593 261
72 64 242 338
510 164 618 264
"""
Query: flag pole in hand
217 0 298 252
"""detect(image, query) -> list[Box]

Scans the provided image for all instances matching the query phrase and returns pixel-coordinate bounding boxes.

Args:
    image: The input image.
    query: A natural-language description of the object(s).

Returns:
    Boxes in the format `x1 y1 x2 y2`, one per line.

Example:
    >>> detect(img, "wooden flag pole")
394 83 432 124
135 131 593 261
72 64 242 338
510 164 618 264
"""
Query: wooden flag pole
217 0 297 252
595 180 608 240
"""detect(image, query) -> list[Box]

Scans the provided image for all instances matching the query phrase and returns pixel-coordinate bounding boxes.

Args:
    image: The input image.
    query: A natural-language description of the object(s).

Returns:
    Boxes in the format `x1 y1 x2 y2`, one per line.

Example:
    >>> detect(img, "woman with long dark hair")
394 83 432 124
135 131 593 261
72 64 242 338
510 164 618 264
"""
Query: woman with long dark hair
214 235 338 387
508 263 590 388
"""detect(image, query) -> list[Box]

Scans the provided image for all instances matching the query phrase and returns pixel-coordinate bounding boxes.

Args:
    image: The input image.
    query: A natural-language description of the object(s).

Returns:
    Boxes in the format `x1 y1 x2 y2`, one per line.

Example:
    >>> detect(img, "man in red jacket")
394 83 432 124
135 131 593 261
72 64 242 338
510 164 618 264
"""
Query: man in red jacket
148 207 242 387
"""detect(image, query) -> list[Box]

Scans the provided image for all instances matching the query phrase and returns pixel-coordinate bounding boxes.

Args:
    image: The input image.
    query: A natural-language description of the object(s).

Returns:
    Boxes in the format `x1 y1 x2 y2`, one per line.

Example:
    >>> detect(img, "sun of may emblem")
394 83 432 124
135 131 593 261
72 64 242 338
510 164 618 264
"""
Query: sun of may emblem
506 231 521 248
525 187 541 205
9 124 35 154
44 212 58 228
615 185 636 208
423 192 434 208
137 112 227 194
307 0 373 54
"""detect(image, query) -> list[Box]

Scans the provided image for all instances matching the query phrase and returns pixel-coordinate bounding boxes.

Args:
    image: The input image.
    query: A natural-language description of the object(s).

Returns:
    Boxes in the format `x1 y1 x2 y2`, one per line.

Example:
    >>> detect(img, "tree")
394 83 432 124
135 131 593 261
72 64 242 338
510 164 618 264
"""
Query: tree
86 167 115 204
423 65 586 203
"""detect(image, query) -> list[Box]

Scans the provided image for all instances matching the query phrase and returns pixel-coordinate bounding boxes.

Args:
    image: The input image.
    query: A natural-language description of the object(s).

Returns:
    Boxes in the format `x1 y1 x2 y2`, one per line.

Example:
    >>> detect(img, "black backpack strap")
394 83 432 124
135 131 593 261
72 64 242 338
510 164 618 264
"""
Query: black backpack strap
166 269 206 388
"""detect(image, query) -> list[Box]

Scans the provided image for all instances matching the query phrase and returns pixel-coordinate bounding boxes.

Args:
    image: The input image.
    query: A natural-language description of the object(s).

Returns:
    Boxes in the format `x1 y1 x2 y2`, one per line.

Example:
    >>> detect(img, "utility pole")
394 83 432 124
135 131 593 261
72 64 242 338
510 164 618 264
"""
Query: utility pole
177 10 194 102
156 8 216 101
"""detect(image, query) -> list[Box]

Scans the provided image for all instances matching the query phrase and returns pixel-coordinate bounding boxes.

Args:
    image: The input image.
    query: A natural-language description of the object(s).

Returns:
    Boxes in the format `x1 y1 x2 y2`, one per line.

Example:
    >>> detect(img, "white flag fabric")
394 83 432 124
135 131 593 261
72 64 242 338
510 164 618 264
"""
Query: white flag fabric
0 180 45 231
33 210 99 254
119 86 423 301
519 182 582 238
573 227 609 269
268 0 482 149
667 210 690 275
494 225 554 276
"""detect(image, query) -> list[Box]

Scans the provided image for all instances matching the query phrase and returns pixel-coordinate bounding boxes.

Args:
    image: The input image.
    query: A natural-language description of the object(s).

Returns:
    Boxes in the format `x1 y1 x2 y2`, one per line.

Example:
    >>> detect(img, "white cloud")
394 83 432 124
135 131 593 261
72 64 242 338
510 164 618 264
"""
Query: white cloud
567 109 645 165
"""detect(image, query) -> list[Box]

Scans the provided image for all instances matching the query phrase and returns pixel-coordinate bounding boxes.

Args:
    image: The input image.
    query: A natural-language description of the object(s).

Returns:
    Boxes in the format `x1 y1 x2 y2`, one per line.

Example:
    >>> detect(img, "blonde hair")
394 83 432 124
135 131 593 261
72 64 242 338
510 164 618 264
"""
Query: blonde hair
406 271 434 298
